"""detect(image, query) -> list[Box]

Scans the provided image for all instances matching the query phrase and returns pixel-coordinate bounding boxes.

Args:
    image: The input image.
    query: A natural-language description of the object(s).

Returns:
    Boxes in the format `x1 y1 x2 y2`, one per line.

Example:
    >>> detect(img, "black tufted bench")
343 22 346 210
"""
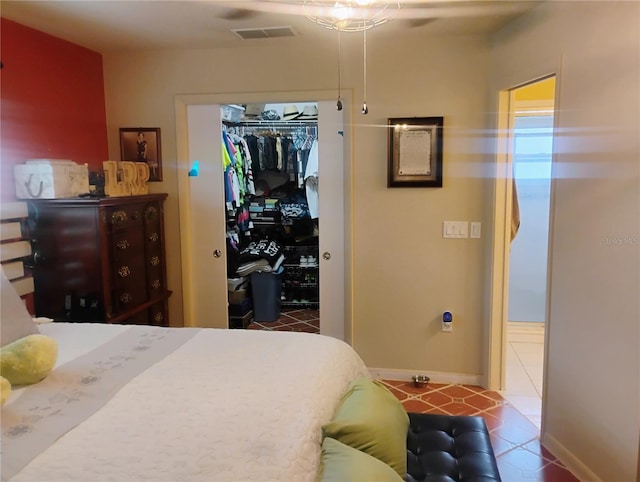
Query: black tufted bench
406 413 501 482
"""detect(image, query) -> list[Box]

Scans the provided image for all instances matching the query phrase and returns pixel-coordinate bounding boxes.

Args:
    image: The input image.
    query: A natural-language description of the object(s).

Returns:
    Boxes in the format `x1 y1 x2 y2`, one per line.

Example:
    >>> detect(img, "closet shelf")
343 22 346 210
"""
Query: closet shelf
223 119 317 128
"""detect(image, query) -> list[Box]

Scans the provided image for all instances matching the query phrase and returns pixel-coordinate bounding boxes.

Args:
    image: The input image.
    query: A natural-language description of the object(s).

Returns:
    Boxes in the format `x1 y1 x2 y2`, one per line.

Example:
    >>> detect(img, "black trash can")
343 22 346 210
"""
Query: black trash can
250 271 282 322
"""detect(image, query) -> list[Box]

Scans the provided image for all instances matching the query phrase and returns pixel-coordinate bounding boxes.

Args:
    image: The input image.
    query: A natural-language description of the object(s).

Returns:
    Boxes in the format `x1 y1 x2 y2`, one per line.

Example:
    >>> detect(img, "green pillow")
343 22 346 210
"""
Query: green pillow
0 334 58 386
0 376 11 405
316 437 404 482
322 378 409 477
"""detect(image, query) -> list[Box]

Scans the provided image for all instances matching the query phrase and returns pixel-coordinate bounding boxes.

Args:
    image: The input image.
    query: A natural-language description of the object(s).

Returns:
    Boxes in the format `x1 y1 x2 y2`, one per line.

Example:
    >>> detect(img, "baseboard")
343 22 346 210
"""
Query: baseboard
541 432 602 482
507 321 545 343
368 367 483 387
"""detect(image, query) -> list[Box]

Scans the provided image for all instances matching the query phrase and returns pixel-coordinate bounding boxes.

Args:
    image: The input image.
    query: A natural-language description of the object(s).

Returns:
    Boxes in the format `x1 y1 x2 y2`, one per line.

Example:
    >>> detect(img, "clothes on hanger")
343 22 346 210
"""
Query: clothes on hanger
222 119 318 235
304 139 319 220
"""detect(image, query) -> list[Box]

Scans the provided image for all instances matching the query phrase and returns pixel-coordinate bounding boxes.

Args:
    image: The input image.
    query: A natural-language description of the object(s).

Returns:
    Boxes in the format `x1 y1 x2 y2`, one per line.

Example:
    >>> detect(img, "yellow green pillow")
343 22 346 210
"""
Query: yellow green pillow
316 437 404 482
0 334 58 386
322 378 409 477
0 376 11 405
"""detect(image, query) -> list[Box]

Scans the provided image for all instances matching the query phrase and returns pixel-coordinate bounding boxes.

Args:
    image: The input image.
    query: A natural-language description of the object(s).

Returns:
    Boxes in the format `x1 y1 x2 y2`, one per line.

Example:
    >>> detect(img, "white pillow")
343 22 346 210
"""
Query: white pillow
0 267 38 347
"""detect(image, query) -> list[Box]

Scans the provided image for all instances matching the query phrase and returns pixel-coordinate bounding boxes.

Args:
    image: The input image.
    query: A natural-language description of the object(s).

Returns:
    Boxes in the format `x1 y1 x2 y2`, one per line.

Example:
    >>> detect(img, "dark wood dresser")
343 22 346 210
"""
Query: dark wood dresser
27 194 170 326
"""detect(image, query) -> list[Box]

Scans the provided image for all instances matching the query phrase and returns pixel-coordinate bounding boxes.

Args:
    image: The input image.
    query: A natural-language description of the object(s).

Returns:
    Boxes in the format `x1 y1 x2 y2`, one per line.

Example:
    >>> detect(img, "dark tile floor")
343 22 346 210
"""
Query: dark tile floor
246 307 319 332
382 380 579 482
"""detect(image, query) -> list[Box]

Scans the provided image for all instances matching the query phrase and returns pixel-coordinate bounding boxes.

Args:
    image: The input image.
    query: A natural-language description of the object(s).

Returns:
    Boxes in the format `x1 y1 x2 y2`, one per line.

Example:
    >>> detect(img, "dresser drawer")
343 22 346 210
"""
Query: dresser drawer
149 301 168 327
124 308 150 325
104 204 144 231
112 229 145 263
146 263 165 297
142 203 162 225
112 256 147 314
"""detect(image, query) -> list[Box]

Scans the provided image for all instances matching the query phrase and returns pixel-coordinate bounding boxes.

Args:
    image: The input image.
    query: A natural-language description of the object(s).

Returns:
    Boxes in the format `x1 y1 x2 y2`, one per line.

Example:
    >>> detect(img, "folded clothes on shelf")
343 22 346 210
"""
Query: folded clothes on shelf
236 238 285 276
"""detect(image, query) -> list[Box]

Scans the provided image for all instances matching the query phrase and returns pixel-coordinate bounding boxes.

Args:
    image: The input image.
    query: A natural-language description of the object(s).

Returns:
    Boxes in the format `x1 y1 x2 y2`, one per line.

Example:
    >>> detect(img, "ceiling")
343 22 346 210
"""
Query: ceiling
0 0 541 54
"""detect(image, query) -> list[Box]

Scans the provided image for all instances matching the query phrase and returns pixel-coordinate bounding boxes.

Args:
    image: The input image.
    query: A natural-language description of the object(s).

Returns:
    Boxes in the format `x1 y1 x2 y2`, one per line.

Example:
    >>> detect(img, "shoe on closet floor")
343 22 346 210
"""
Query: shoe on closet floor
300 256 309 267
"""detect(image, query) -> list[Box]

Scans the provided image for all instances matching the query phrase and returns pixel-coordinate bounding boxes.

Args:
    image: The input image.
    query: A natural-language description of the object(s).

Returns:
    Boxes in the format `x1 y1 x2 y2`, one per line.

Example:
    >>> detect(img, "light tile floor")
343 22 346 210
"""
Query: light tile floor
501 323 545 429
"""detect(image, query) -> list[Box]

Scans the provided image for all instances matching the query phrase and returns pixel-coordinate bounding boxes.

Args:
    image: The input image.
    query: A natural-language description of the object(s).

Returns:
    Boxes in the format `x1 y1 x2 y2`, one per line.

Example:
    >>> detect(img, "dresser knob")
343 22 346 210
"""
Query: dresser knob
111 210 128 224
32 250 46 265
148 232 159 242
144 206 158 221
149 256 160 267
153 312 164 323
116 240 130 250
118 266 131 277
120 293 132 303
152 279 161 289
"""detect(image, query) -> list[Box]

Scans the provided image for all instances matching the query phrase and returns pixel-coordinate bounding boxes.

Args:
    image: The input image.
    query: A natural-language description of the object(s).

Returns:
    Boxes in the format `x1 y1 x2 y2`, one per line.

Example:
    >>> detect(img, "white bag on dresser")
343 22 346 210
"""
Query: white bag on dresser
14 159 90 199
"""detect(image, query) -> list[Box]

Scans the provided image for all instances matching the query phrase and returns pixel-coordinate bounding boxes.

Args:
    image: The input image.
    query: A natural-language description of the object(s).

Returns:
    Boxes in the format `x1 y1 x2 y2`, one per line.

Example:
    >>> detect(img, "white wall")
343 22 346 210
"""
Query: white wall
490 2 639 480
102 31 493 380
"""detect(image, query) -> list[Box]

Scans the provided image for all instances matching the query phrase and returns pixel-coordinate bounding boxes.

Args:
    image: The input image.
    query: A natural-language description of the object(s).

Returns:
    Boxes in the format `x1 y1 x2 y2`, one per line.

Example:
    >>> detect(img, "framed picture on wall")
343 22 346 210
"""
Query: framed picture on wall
387 117 443 187
119 127 162 182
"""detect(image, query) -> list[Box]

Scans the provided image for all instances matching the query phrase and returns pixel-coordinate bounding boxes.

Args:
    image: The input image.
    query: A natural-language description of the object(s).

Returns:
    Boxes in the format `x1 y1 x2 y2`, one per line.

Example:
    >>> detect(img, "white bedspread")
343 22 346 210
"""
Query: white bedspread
5 323 369 482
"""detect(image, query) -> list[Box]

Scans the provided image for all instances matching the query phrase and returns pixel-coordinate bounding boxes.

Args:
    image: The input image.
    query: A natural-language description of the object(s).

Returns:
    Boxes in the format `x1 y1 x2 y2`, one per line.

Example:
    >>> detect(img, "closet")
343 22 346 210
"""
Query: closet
222 103 320 328
179 96 346 340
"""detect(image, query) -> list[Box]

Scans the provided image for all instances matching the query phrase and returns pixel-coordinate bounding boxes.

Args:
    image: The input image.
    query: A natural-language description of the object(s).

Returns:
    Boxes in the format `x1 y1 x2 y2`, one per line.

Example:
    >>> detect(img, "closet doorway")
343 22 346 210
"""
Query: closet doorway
175 92 351 341
223 102 322 332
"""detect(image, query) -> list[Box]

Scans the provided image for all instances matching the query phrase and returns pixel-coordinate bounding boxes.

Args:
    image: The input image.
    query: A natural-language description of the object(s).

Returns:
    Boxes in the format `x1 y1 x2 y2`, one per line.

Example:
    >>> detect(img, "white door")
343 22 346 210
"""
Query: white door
182 99 346 339
317 101 345 339
184 104 228 328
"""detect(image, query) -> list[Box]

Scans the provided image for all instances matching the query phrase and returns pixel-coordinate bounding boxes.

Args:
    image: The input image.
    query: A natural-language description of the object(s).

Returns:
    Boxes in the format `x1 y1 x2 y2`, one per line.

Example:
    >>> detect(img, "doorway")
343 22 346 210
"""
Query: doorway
500 77 556 429
221 102 322 333
175 91 351 341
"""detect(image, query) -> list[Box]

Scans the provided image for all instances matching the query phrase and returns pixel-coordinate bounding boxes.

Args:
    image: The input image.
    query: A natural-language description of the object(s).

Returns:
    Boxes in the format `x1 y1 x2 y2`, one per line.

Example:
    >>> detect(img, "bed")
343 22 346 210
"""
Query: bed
1 319 369 482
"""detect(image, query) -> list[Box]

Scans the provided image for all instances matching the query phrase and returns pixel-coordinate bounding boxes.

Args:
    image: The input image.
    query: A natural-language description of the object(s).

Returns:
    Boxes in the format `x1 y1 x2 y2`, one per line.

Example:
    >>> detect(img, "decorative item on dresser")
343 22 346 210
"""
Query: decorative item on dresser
27 194 170 326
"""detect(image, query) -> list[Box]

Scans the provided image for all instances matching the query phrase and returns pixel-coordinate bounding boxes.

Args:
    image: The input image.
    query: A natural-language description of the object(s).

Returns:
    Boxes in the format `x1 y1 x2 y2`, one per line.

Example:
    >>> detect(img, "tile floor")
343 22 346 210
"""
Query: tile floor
246 307 319 332
382 380 578 482
502 323 545 429
248 312 577 481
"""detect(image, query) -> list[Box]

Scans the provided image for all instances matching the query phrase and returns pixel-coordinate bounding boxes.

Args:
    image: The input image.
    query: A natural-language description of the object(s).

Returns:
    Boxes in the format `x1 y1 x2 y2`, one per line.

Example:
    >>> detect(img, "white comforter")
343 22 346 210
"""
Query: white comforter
6 323 369 482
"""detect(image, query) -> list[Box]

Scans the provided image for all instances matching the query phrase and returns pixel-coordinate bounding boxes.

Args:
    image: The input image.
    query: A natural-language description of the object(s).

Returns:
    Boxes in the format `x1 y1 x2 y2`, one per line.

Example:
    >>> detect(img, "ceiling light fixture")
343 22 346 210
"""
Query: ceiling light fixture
304 0 401 114
305 0 400 32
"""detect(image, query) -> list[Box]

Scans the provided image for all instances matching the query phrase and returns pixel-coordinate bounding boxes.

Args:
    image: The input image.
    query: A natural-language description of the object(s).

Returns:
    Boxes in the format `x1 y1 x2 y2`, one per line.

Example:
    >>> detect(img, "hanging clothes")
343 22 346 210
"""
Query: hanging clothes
304 139 319 219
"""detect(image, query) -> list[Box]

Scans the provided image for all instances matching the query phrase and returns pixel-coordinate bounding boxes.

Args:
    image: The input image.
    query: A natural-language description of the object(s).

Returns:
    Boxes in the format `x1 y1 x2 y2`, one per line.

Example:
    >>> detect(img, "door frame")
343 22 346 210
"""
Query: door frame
174 90 353 341
486 68 561 407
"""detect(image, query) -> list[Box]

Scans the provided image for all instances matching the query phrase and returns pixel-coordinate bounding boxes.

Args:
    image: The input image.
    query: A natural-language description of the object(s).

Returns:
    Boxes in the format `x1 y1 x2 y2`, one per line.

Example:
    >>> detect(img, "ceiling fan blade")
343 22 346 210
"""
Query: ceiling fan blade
217 7 258 21
403 17 437 28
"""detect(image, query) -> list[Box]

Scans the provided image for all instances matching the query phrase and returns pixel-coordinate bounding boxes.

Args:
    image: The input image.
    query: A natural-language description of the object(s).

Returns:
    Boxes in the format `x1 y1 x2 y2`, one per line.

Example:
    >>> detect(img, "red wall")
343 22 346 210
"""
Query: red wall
0 18 108 201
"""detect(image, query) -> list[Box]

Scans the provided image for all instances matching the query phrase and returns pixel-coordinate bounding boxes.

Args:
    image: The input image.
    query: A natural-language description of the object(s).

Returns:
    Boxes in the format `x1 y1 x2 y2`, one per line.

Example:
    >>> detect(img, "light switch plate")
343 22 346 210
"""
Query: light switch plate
443 221 469 239
470 222 481 239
